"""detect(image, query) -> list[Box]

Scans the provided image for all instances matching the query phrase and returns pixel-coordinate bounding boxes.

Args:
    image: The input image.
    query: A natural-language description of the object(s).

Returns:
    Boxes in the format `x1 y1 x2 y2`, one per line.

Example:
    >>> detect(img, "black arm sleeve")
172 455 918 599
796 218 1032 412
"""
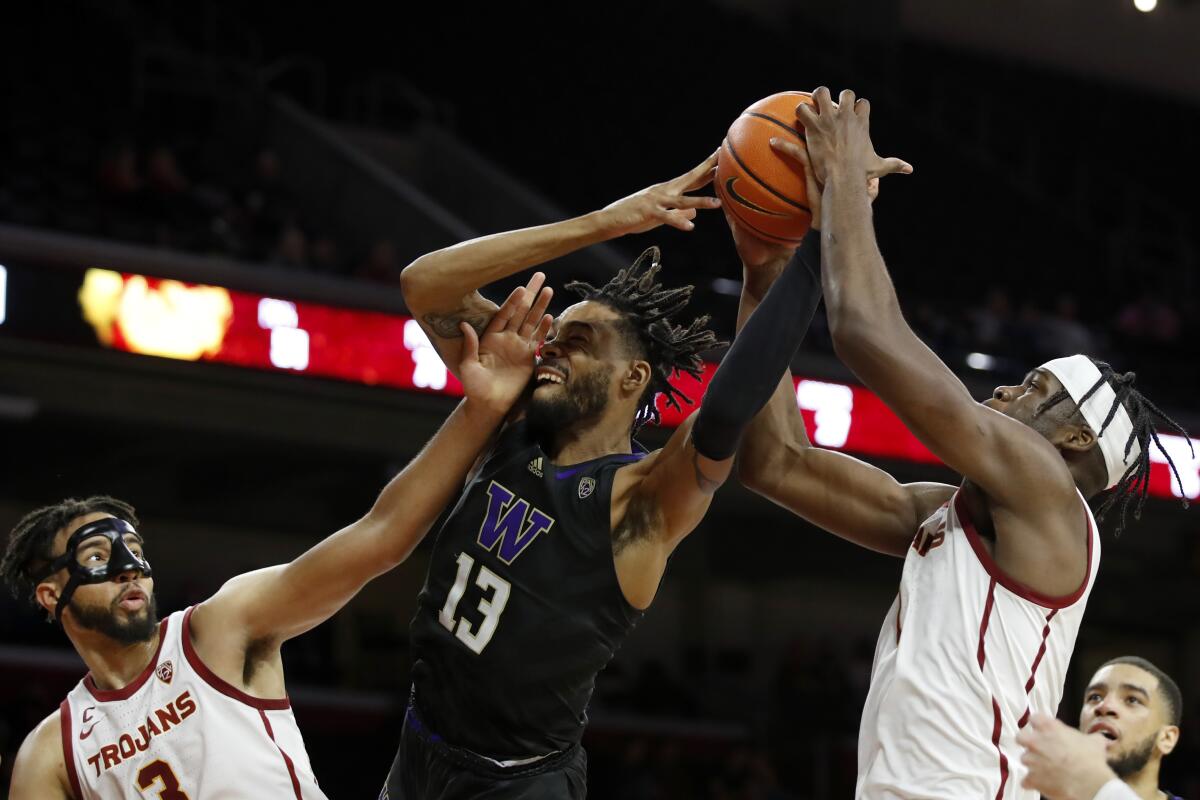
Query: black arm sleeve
690 233 822 461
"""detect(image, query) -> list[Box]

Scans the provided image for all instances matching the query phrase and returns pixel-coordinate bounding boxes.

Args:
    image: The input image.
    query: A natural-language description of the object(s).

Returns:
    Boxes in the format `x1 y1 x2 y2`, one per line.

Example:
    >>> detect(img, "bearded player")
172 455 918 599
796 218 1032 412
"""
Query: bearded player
731 87 1191 799
2 280 554 799
1072 656 1183 799
1016 655 1185 800
385 152 846 798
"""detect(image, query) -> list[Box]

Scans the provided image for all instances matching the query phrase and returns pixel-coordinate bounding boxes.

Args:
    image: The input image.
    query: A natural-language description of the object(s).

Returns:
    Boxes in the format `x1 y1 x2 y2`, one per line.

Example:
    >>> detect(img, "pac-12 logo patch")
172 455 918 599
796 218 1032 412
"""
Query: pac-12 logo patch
156 660 175 684
578 476 596 499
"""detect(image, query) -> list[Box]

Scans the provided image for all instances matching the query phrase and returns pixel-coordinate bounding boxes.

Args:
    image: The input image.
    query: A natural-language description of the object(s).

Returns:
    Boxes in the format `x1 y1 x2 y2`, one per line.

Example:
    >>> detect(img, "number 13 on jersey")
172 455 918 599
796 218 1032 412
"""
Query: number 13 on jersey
438 552 512 654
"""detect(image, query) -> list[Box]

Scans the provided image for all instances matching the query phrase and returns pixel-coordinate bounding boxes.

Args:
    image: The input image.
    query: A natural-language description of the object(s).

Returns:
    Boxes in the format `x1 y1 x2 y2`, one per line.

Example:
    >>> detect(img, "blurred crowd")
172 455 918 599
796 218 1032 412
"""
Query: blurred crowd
0 128 403 284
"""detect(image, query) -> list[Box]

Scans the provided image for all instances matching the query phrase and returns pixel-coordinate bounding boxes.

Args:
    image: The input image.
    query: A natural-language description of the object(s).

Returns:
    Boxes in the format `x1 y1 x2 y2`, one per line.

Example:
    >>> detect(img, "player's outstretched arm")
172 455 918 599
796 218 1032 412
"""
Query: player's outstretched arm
9 712 72 800
401 152 721 378
789 88 1078 524
192 282 553 647
609 190 851 605
730 144 954 556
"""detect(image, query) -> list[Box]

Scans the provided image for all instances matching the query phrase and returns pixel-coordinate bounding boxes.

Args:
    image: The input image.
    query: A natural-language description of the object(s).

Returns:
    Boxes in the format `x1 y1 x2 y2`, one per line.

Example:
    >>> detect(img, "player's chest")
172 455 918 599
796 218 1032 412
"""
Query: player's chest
73 679 203 786
453 461 606 565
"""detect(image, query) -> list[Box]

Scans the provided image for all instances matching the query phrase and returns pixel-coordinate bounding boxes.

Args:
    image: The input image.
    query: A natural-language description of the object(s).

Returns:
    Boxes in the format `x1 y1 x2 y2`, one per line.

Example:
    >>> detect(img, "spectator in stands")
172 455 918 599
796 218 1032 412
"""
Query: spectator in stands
1117 290 1182 344
145 145 189 196
969 286 1013 352
311 234 342 273
357 238 401 283
1038 293 1096 358
271 222 310 269
97 142 141 197
242 147 289 259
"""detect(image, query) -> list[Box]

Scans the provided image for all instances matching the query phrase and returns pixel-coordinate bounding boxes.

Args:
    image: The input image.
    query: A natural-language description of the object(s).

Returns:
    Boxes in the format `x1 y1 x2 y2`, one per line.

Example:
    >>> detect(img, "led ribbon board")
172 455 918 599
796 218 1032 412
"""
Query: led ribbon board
1 263 1193 501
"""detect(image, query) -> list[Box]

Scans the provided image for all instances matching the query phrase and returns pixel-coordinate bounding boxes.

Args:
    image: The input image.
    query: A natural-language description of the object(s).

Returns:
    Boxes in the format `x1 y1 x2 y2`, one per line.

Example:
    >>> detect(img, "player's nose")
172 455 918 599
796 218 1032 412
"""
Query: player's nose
115 568 140 583
992 385 1016 403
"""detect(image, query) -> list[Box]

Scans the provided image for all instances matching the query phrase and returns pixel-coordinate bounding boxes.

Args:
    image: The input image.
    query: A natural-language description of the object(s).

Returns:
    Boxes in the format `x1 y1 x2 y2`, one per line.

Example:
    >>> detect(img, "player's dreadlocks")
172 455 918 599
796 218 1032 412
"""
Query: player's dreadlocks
1035 359 1192 533
565 246 723 428
1 496 139 607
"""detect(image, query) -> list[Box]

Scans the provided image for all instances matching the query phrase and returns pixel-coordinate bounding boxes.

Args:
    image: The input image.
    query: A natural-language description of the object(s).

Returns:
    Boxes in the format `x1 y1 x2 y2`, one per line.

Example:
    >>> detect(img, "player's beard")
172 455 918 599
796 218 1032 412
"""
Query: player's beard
1108 732 1157 779
526 369 611 437
70 591 159 644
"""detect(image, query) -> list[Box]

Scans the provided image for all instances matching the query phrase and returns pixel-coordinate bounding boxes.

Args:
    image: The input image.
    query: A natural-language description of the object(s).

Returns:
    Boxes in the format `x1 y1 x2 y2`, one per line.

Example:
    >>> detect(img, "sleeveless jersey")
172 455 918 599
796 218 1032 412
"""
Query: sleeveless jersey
60 607 326 799
408 420 644 762
857 489 1100 800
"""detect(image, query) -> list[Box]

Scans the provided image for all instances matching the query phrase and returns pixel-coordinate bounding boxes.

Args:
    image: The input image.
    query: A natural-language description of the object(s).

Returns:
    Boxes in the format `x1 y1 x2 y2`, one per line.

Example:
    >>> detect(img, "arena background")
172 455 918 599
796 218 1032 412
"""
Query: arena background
2 1 1198 796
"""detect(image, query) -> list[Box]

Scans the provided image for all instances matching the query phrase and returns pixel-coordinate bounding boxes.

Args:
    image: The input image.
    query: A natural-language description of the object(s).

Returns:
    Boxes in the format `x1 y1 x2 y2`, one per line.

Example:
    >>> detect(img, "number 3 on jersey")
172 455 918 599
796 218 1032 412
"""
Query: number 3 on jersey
438 552 511 654
137 759 188 799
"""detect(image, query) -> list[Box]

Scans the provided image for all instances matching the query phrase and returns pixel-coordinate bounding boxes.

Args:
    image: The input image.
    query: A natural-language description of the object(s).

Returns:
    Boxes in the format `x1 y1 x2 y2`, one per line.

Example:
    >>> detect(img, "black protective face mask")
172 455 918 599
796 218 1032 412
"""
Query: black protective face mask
39 518 152 624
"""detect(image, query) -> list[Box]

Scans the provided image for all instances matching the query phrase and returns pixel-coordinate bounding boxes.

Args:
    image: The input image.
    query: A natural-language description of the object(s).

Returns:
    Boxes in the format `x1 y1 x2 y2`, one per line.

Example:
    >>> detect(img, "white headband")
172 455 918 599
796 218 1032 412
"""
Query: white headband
1040 355 1139 490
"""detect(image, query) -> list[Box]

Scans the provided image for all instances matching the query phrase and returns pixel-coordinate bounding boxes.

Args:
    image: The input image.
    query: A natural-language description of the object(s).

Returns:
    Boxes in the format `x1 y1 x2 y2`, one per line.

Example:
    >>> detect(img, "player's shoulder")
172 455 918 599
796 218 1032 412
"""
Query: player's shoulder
22 706 63 750
11 707 70 797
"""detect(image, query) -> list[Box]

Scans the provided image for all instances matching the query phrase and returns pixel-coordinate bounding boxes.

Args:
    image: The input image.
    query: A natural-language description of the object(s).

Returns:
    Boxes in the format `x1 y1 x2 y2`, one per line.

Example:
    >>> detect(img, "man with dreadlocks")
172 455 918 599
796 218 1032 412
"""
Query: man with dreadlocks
732 88 1192 799
385 152 828 798
1 281 552 799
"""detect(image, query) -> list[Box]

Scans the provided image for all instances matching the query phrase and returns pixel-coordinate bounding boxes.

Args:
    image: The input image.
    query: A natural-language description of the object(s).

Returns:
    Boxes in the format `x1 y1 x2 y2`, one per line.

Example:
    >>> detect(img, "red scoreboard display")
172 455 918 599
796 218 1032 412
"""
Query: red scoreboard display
2 262 1196 502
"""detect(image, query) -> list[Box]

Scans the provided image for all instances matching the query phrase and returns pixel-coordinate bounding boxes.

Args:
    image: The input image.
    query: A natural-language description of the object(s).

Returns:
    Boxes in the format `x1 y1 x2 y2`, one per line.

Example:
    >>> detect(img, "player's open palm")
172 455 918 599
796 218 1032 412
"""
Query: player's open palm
600 151 723 236
796 87 912 184
458 272 554 415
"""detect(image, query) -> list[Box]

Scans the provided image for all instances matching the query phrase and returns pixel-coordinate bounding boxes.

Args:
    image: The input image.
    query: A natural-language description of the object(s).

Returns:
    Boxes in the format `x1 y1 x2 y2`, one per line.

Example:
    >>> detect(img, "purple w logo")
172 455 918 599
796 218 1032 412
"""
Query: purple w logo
477 481 556 564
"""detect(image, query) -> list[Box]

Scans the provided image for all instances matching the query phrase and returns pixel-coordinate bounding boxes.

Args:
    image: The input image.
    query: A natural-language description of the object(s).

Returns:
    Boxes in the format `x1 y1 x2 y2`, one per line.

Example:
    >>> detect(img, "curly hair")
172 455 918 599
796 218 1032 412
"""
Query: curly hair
564 247 724 428
1 496 139 607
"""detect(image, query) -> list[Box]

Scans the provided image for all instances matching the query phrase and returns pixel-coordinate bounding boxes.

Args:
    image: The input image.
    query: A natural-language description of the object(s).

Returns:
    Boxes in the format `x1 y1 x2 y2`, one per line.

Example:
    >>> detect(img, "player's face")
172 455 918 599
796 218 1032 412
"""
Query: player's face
529 302 640 432
1078 664 1168 777
983 368 1071 437
45 513 159 644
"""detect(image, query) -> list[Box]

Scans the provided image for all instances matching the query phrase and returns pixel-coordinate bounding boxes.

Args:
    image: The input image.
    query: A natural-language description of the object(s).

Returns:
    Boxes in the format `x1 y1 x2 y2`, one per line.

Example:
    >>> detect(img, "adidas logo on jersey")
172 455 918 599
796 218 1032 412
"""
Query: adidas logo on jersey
527 457 544 477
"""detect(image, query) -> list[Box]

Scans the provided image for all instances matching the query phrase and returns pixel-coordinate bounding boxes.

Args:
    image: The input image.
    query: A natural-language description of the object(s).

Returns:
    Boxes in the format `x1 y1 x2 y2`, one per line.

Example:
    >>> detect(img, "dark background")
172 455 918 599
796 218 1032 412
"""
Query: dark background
1 1 1198 797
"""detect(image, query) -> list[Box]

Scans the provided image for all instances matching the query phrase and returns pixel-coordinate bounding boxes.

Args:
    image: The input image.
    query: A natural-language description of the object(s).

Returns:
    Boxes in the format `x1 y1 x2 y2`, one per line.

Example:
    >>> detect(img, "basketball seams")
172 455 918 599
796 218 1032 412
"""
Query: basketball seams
722 139 812 214
743 112 807 141
715 178 808 245
716 90 816 244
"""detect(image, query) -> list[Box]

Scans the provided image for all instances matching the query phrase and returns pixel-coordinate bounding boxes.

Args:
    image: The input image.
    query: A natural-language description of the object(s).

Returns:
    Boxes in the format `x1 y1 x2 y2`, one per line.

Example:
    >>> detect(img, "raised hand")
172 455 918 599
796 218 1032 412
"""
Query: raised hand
458 272 554 416
599 151 723 237
1016 714 1116 800
794 87 912 185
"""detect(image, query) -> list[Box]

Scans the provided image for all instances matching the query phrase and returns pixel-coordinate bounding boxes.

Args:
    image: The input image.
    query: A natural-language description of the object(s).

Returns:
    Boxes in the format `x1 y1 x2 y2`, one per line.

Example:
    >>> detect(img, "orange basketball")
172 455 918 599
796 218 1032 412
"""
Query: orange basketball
716 91 814 245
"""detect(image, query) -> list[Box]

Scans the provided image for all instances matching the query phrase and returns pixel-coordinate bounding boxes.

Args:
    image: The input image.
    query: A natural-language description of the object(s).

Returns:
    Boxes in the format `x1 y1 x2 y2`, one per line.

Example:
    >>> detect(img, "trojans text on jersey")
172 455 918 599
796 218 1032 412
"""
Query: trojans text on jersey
84 690 197 777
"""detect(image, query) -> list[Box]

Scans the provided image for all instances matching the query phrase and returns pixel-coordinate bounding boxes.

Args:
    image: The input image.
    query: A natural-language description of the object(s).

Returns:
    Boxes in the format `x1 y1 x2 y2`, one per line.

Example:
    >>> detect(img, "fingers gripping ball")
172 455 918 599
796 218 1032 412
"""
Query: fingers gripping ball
716 91 814 244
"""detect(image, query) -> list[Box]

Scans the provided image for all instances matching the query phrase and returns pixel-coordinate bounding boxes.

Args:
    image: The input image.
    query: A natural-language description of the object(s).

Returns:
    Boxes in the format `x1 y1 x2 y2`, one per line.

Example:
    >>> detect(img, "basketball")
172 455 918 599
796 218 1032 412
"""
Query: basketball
716 91 815 244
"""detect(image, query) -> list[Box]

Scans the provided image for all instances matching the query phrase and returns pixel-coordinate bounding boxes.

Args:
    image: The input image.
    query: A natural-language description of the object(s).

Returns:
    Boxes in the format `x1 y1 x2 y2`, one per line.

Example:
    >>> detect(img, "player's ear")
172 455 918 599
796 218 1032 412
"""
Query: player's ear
622 360 651 395
1056 422 1096 454
1157 724 1180 756
35 579 61 622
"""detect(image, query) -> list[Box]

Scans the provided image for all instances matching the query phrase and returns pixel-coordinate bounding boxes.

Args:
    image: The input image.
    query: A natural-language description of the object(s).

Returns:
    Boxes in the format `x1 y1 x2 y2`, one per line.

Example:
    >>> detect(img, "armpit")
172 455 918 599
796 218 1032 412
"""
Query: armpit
613 490 664 555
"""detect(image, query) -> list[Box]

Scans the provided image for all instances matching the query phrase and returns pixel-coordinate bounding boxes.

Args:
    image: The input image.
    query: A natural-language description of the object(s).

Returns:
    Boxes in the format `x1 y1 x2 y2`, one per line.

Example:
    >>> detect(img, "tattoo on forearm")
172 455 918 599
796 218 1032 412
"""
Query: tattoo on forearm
691 450 722 495
424 312 489 340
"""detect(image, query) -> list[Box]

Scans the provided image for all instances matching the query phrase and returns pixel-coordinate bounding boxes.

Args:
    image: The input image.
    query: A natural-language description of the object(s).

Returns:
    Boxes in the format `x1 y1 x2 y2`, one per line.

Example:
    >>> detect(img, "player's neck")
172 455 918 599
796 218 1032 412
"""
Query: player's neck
70 626 161 692
546 412 633 465
1123 761 1164 800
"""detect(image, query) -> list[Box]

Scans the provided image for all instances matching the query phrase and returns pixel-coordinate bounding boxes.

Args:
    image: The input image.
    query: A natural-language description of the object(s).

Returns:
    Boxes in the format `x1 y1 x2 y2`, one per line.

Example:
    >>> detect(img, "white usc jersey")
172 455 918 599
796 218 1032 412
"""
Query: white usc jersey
857 490 1100 800
60 607 327 799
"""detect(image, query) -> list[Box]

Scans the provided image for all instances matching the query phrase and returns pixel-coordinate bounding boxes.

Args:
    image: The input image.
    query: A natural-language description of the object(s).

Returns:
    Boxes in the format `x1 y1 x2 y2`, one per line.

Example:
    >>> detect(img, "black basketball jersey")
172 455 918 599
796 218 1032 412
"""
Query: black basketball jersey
408 419 645 761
